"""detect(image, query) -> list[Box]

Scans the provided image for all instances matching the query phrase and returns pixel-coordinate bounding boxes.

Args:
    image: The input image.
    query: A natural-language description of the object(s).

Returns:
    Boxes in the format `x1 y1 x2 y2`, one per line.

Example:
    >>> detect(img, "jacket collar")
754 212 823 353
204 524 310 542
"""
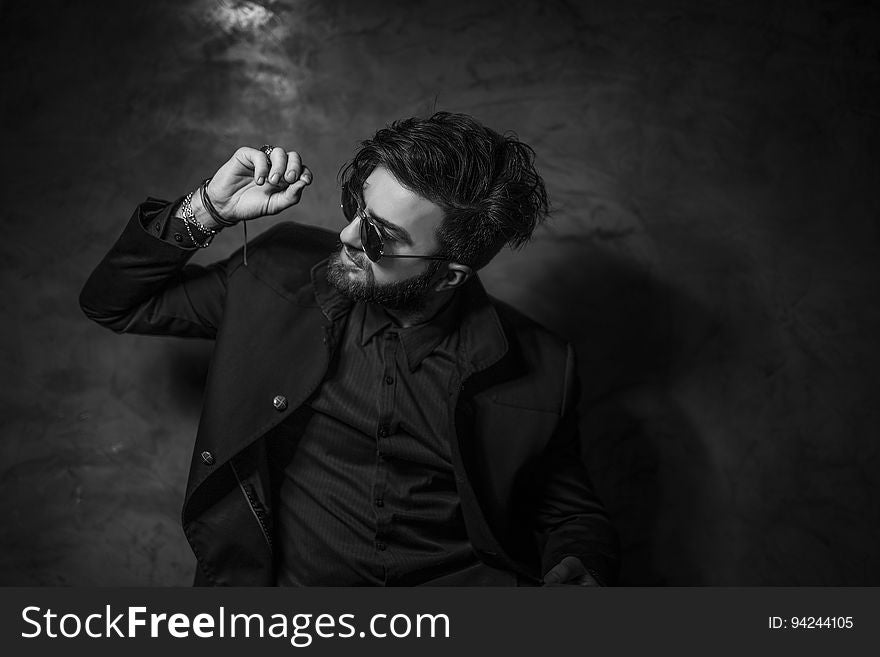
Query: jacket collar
311 259 353 321
310 258 508 374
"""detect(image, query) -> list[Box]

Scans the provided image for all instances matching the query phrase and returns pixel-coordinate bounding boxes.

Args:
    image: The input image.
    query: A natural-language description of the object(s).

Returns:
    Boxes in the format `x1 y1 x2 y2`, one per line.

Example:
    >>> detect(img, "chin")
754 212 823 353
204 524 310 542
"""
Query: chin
326 249 435 313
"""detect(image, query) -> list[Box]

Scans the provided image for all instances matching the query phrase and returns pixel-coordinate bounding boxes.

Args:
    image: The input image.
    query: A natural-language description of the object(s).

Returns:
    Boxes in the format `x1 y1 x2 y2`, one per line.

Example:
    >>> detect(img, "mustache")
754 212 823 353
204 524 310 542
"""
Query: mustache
335 242 368 269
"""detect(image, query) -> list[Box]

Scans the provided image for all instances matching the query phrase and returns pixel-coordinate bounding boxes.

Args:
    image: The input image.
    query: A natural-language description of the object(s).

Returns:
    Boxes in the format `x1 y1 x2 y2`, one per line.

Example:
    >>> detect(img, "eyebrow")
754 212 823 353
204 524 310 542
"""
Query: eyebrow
365 209 414 246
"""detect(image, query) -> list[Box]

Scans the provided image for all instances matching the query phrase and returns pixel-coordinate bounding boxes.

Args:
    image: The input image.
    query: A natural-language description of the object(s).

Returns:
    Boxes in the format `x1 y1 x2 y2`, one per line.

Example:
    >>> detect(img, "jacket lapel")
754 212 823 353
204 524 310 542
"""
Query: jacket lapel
184 259 349 509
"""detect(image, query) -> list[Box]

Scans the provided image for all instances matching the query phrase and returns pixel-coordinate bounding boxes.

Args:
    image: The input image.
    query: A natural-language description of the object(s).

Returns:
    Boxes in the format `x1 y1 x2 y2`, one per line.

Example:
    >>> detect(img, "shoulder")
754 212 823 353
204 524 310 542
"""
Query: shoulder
491 296 571 363
475 296 576 414
226 220 337 292
246 220 337 260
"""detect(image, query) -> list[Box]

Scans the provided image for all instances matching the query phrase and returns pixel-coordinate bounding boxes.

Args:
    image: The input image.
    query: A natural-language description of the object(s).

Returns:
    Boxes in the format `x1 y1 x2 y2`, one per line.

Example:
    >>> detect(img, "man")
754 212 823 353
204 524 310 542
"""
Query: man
80 112 619 586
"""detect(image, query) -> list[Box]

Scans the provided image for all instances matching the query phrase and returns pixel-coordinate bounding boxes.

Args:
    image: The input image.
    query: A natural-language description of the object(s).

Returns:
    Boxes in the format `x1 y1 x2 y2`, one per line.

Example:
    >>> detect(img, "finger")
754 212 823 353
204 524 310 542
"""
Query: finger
267 147 288 186
298 165 313 185
283 152 303 183
542 564 568 585
543 556 584 585
235 147 271 186
270 178 309 212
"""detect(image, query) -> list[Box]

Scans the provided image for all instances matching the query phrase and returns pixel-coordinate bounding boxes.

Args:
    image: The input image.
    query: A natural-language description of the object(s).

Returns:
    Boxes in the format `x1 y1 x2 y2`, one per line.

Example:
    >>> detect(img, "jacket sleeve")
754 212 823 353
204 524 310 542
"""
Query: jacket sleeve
533 343 621 585
79 197 242 339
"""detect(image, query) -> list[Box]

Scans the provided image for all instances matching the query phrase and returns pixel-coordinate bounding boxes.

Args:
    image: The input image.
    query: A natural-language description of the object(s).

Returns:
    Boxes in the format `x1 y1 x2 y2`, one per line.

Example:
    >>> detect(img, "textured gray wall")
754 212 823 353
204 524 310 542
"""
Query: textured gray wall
1 0 878 585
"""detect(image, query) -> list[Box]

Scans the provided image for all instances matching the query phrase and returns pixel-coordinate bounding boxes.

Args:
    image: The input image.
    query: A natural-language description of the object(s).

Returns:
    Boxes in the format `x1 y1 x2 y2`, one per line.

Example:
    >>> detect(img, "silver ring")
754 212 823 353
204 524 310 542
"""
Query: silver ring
259 144 275 166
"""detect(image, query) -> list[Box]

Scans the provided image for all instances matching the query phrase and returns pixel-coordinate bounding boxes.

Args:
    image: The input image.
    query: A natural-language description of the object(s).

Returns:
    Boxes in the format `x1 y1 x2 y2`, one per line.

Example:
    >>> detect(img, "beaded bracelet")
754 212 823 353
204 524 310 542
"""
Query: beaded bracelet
180 190 217 248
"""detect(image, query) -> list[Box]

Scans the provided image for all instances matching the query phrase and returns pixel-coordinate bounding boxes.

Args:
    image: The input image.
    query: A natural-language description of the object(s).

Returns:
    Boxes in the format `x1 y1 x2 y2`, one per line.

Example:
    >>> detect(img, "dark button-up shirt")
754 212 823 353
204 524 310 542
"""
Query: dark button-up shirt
268 297 500 585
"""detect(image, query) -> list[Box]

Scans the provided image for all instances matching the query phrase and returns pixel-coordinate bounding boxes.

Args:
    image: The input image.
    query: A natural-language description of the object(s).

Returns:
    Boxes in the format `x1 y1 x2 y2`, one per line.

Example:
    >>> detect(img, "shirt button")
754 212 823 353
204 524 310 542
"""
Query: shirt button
377 425 389 438
173 233 183 242
374 498 384 507
273 395 288 411
200 450 215 465
376 541 387 551
384 376 394 385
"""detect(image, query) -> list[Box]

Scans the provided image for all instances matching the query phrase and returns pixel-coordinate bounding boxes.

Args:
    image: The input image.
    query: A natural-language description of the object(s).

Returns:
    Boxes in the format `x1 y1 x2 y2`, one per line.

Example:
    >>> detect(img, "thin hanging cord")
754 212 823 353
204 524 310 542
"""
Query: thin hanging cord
243 221 248 266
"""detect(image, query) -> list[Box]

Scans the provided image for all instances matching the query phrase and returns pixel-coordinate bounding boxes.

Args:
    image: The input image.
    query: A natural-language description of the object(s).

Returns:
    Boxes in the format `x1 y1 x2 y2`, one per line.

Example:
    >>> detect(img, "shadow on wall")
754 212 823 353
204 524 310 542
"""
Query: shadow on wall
514 235 732 585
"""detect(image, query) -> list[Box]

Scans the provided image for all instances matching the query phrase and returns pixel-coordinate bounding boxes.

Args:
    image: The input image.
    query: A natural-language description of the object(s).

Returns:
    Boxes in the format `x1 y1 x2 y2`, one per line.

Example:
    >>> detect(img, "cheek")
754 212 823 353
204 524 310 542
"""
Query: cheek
371 260 423 284
368 265 393 284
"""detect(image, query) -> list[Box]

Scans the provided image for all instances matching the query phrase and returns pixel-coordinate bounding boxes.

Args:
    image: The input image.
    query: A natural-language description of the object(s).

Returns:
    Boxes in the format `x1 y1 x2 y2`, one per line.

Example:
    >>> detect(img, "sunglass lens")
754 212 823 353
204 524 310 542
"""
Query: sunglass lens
361 219 383 262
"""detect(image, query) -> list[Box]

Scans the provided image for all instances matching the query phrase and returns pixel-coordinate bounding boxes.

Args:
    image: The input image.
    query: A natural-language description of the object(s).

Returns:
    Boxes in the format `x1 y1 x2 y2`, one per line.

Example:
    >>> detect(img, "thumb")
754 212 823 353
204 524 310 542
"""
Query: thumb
267 167 312 214
267 178 309 215
543 556 585 586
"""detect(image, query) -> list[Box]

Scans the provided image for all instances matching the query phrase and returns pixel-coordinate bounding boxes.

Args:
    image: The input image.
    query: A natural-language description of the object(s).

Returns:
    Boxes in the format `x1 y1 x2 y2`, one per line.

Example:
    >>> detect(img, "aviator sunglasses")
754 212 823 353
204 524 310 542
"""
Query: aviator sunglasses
340 184 450 263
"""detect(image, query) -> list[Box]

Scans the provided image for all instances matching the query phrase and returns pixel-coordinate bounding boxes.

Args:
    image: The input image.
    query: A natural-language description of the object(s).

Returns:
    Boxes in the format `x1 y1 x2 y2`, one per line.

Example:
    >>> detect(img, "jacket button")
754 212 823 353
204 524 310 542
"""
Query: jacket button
200 450 215 465
273 395 288 411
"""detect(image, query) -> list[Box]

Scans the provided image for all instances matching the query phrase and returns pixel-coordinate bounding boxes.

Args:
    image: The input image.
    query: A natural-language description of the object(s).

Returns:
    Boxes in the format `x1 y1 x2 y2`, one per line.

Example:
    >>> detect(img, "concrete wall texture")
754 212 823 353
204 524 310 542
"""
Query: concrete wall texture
1 0 878 585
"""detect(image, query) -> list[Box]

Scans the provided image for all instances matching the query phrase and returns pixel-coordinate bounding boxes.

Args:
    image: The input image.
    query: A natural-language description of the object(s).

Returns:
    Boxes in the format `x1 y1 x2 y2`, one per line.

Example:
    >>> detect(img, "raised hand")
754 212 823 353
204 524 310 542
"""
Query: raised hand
201 146 313 226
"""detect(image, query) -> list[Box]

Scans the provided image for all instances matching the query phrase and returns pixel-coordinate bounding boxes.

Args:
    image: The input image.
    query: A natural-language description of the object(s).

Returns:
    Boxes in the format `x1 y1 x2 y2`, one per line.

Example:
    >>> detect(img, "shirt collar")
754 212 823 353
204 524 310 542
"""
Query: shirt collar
311 258 508 374
360 295 462 372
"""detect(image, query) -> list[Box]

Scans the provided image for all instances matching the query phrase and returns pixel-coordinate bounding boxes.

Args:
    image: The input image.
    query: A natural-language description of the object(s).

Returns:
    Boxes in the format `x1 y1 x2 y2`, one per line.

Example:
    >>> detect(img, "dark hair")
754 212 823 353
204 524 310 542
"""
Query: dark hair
338 112 550 270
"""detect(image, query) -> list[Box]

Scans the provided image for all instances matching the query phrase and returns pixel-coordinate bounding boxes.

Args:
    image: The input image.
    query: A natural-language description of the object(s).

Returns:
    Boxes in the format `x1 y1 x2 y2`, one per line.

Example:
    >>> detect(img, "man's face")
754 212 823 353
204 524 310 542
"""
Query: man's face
327 166 446 311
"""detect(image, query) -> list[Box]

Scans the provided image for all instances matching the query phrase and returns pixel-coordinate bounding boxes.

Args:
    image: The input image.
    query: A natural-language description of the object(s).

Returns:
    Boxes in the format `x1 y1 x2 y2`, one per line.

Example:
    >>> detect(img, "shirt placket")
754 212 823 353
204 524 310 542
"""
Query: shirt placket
373 330 398 581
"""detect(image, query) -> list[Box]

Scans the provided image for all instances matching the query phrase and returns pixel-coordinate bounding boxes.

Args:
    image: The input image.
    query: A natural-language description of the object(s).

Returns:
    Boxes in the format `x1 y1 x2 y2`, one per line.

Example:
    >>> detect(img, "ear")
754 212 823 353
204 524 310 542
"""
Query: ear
434 262 473 292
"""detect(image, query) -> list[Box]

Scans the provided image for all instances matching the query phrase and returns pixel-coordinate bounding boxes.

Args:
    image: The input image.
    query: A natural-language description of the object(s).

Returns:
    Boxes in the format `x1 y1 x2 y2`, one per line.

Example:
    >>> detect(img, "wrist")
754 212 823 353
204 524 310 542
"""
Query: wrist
177 189 218 248
190 191 222 231
201 178 238 228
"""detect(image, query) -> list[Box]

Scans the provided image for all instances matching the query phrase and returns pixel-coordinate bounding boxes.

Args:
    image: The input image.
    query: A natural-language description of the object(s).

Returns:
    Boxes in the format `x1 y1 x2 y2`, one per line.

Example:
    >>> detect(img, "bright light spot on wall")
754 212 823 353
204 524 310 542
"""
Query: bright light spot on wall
209 0 276 34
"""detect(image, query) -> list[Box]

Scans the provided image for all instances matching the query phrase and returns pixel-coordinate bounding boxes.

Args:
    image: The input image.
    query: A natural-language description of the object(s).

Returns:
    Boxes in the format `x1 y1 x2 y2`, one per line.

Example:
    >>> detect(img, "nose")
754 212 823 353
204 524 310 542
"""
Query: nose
339 214 361 247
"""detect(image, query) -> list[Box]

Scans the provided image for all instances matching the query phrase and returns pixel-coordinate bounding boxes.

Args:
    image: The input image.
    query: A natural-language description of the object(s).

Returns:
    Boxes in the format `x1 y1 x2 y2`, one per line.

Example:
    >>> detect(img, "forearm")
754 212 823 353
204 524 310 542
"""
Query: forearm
152 190 224 248
534 434 620 585
79 144 311 336
79 197 226 336
534 343 621 585
541 517 620 586
535 448 619 584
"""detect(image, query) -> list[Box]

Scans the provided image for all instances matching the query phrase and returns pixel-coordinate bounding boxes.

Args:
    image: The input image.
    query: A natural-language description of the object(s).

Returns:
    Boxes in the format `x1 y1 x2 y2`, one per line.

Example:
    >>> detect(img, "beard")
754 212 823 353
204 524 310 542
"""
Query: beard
326 245 444 312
